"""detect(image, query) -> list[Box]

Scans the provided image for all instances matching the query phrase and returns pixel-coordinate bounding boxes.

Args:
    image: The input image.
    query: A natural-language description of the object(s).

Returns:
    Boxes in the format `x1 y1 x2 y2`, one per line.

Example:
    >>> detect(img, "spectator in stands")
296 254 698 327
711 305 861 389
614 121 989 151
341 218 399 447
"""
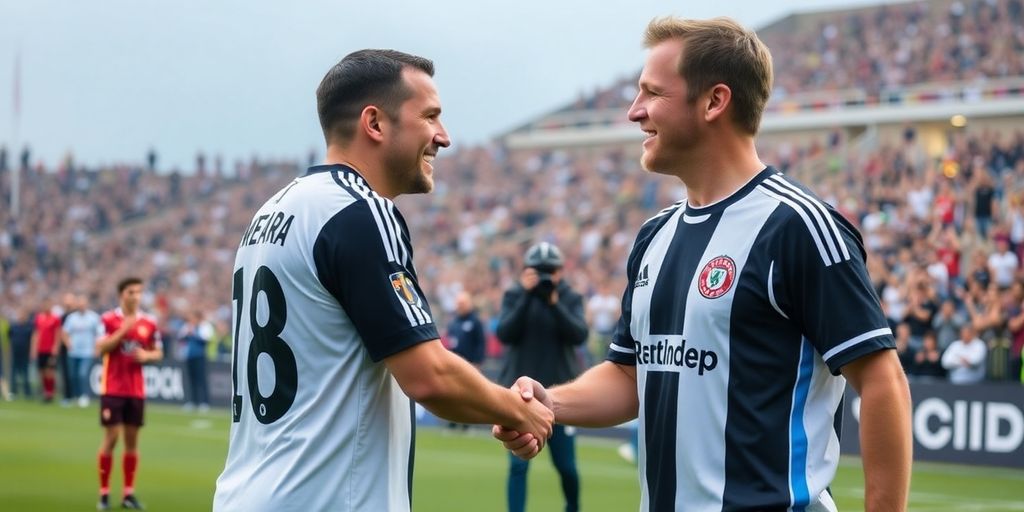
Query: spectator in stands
988 238 1019 289
904 276 937 350
62 294 103 407
973 169 997 238
910 331 946 381
496 242 587 512
894 323 916 373
966 285 1006 345
1007 289 1024 382
932 299 967 351
943 324 988 384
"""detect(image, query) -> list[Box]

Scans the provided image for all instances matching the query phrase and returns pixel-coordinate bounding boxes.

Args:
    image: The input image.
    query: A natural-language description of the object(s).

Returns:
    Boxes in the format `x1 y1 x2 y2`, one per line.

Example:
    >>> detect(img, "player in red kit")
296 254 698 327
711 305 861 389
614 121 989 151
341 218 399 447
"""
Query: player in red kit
30 299 62 402
95 277 163 511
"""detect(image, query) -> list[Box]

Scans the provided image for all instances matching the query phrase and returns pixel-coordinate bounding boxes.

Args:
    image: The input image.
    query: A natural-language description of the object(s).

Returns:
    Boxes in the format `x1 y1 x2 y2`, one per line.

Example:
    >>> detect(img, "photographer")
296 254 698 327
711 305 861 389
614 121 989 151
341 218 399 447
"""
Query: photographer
496 242 588 512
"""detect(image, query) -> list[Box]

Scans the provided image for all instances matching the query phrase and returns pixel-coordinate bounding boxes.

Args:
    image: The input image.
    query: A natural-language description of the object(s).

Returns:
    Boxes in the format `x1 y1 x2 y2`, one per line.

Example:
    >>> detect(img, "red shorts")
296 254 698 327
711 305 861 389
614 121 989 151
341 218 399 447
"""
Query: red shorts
100 395 145 427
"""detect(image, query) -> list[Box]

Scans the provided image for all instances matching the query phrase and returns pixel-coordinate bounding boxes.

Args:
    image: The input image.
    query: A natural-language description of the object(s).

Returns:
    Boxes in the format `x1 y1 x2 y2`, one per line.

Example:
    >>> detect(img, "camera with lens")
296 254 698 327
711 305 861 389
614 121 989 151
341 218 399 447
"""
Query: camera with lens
524 242 564 300
532 266 558 297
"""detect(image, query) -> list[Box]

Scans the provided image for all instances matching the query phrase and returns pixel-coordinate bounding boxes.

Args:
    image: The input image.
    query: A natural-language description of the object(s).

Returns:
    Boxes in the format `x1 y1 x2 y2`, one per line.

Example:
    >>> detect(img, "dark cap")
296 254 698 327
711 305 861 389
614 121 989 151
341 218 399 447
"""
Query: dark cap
524 242 564 271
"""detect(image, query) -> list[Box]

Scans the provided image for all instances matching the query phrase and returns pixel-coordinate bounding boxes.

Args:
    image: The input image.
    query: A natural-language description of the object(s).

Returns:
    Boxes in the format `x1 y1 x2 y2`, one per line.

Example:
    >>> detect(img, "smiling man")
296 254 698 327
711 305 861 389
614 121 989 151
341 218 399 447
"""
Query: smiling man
213 50 553 511
495 17 912 512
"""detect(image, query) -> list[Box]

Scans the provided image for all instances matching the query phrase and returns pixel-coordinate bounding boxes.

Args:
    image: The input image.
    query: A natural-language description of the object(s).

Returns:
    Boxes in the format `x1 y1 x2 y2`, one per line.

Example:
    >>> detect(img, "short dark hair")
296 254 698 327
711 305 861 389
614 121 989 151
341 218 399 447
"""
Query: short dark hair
316 49 434 145
117 276 143 294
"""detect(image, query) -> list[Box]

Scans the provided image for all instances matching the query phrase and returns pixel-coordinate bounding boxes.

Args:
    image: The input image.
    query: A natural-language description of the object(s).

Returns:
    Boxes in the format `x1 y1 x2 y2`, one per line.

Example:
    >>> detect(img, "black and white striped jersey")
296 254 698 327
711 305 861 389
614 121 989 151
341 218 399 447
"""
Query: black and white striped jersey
214 164 437 512
606 167 894 512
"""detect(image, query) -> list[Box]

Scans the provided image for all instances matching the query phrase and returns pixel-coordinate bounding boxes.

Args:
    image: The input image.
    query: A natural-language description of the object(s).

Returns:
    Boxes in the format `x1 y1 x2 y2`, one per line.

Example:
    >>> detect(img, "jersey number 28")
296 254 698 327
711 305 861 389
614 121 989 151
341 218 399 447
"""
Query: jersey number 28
231 266 298 424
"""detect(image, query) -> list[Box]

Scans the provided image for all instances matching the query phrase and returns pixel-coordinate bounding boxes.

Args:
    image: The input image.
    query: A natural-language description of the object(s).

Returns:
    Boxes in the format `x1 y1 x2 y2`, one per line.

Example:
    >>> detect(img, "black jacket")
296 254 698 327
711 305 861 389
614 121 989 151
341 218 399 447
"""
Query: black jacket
495 281 589 387
447 311 486 365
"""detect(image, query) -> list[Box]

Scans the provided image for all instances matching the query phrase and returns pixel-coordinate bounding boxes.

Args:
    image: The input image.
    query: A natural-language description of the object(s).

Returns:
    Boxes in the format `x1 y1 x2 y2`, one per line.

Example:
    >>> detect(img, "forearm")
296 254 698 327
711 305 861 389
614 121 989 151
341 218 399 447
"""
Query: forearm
857 364 913 510
139 348 164 363
388 341 527 426
550 361 637 427
95 334 123 355
415 355 525 426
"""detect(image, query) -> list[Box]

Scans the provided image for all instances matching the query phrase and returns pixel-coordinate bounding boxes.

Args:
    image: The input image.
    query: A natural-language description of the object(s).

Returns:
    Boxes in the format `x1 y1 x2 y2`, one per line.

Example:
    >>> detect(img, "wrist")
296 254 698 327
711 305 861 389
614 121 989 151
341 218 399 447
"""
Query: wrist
548 388 562 423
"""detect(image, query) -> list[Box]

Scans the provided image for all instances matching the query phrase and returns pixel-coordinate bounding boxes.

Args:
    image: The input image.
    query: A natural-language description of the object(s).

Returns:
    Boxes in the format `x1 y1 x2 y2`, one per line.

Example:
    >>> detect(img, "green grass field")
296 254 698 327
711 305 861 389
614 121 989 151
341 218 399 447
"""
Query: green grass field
1 400 1022 511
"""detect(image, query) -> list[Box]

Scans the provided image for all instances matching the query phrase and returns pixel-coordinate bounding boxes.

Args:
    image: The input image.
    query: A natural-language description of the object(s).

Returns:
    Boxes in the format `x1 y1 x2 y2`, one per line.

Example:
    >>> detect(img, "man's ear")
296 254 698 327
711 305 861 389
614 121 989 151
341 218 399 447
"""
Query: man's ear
704 83 732 124
360 105 386 143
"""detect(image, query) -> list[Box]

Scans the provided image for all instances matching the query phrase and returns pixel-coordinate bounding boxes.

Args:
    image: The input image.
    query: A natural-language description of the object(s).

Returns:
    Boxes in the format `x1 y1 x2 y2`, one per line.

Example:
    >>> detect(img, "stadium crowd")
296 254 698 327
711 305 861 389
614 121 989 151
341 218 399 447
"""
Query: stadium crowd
2 0 1024 400
1 121 1024 399
559 0 1024 114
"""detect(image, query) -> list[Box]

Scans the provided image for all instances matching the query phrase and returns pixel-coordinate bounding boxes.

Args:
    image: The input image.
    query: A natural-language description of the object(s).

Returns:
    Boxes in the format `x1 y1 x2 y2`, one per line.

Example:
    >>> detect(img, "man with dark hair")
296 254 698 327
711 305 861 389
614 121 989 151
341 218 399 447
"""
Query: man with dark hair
95 277 163 510
214 49 552 511
30 298 62 403
496 17 912 511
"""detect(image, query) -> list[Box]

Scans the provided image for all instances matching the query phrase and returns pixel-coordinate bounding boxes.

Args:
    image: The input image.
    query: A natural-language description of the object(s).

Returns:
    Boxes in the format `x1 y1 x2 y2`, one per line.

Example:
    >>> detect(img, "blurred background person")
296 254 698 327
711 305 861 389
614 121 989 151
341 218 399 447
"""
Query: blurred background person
58 292 77 406
1007 292 1024 381
894 323 915 374
447 291 486 370
585 280 620 366
95 277 164 511
7 308 35 399
932 299 966 352
942 325 988 385
496 241 588 512
30 299 62 403
179 310 214 413
62 294 103 407
909 331 946 382
445 291 487 431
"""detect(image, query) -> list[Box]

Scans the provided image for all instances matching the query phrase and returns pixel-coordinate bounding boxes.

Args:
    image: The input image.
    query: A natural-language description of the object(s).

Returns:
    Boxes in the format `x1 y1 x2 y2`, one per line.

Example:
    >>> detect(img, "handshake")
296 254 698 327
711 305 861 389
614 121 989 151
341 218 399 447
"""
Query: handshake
492 376 555 460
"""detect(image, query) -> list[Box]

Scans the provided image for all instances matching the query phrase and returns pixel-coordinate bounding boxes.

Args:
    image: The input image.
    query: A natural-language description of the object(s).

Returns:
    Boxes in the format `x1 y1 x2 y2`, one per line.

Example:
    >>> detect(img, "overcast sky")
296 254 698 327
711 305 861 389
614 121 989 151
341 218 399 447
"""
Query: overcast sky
0 0 891 169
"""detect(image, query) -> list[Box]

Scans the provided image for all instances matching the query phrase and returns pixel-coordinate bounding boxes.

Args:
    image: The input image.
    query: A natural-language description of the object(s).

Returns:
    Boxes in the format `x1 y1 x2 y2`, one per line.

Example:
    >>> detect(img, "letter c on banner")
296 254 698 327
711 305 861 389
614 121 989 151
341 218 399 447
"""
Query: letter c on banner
915 398 953 450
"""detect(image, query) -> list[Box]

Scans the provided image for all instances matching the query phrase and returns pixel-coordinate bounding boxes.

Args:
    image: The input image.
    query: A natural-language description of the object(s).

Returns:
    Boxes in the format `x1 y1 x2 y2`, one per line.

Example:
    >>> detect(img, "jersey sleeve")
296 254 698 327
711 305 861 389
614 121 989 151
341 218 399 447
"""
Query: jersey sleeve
313 200 438 362
774 204 894 375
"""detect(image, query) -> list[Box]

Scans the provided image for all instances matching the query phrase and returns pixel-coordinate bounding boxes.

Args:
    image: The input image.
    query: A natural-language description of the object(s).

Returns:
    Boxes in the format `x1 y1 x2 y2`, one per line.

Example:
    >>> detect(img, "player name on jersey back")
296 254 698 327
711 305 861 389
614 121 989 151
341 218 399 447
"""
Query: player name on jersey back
239 210 295 248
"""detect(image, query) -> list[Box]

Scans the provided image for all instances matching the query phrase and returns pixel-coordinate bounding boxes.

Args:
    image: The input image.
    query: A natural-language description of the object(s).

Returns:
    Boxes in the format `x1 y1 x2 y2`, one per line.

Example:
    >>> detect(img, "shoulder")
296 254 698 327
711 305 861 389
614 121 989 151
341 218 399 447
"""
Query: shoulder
755 173 862 267
637 199 685 241
312 200 391 267
503 286 526 300
138 312 159 326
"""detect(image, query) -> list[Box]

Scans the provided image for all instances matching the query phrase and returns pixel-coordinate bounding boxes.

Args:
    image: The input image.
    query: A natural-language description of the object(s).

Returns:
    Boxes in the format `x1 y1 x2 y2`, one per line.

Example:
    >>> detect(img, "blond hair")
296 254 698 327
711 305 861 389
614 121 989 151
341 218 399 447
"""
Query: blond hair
644 16 773 135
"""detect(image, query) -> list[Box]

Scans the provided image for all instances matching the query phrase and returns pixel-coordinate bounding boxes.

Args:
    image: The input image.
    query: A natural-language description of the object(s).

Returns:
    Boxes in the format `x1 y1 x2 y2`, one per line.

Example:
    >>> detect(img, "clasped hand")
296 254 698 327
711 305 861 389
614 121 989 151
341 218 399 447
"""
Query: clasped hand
492 376 554 460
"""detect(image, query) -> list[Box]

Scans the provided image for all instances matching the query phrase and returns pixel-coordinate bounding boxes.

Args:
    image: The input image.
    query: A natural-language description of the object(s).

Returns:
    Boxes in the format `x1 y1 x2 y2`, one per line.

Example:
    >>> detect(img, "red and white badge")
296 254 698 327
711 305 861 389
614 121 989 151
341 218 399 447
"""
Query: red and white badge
698 256 736 299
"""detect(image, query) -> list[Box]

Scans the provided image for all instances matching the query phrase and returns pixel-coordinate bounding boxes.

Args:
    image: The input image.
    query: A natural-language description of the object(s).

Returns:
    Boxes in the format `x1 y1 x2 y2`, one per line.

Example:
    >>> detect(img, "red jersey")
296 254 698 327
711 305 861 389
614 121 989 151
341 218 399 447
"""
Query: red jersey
34 312 62 354
934 194 956 225
99 309 162 399
937 246 961 279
